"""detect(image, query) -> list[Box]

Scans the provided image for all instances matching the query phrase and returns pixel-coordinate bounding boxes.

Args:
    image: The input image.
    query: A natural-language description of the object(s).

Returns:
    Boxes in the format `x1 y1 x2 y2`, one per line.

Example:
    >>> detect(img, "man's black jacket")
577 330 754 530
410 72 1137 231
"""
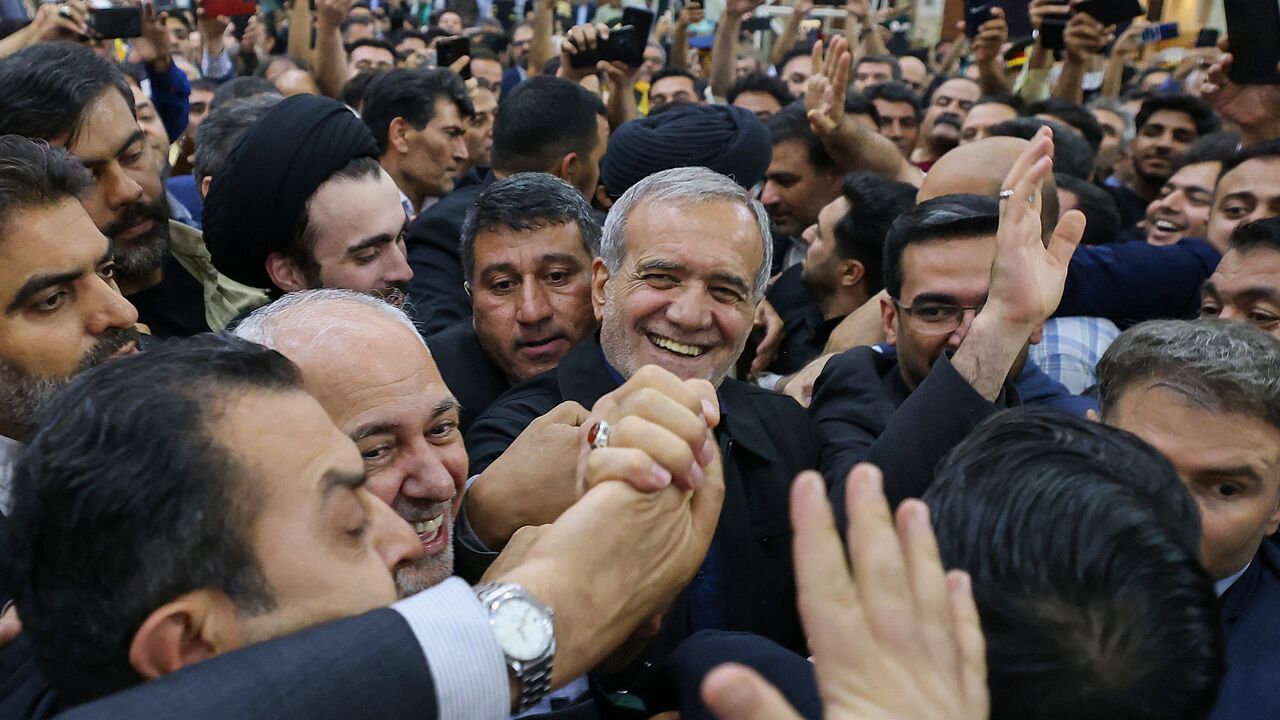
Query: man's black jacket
809 347 1019 530
426 321 512 435
405 168 495 336
465 335 819 658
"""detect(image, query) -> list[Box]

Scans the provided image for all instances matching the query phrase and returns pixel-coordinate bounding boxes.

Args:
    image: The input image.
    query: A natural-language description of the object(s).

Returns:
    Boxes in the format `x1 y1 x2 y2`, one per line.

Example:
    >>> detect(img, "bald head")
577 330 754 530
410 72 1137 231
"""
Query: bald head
919 137 1058 241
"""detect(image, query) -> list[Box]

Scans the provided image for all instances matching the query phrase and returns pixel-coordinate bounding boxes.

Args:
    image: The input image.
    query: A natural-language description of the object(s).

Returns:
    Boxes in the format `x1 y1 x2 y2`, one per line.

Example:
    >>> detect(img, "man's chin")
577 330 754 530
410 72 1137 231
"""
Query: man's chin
394 546 455 598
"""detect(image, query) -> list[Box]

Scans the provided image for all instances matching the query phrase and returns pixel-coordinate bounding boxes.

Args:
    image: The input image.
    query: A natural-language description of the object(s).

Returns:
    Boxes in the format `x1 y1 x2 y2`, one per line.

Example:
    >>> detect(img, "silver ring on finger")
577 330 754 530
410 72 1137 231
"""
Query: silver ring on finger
587 420 611 450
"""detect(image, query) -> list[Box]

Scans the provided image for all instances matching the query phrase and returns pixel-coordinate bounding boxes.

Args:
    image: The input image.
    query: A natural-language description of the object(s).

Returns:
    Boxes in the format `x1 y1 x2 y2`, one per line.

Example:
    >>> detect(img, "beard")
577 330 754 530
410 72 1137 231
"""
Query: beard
394 542 455 597
103 196 173 284
0 325 141 430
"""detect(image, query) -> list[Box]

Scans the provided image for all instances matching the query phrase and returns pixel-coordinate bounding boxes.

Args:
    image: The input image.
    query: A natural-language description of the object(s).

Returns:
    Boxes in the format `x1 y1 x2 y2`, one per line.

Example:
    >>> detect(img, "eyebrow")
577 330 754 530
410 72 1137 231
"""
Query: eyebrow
908 292 968 305
709 271 750 295
320 467 368 497
347 218 411 256
1199 465 1265 485
480 253 584 279
350 421 399 442
81 129 146 171
1222 286 1280 304
635 258 684 274
4 244 108 315
431 398 460 420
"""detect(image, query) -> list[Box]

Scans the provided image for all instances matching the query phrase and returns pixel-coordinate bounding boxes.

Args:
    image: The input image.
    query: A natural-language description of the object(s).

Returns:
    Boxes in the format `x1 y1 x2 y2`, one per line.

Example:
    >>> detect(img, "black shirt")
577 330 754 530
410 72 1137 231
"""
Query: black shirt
125 255 210 338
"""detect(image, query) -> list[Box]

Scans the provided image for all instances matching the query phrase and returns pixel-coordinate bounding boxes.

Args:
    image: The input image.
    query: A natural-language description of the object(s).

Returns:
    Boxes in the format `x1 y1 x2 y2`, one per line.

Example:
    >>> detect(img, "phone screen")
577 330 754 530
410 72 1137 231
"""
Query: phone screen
1224 0 1280 84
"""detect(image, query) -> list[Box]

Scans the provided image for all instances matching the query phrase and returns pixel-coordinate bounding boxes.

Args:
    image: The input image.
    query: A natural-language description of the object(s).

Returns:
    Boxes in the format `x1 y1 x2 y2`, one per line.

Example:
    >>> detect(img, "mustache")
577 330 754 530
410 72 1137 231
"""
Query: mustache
101 197 169 241
77 326 142 372
391 495 453 525
933 113 963 129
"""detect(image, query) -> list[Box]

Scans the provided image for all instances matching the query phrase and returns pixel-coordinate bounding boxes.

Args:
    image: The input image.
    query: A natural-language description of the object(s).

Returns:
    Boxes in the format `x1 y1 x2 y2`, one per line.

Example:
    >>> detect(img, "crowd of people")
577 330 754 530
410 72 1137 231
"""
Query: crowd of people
0 0 1277 717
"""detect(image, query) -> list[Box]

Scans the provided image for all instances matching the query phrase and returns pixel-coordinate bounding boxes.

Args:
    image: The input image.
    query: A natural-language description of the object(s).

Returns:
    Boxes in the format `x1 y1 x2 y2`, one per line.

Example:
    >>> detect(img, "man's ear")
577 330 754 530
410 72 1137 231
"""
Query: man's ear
590 257 611 323
265 252 307 294
880 294 898 346
128 589 244 681
556 152 580 185
388 116 414 155
200 175 212 199
837 259 865 289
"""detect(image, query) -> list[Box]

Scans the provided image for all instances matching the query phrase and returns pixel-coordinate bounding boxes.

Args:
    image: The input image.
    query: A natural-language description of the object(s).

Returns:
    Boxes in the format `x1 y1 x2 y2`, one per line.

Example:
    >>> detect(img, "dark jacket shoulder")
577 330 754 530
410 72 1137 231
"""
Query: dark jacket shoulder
426 321 511 435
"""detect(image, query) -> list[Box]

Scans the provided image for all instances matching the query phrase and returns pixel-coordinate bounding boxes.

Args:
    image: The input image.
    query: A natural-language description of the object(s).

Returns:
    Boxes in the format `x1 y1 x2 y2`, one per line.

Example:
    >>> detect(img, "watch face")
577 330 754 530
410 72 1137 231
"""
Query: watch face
492 598 554 661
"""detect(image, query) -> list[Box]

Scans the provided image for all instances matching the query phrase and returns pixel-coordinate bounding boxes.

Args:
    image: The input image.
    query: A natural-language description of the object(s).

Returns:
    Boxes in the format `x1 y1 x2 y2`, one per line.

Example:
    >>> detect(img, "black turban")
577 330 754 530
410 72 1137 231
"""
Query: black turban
203 94 381 290
600 103 772 199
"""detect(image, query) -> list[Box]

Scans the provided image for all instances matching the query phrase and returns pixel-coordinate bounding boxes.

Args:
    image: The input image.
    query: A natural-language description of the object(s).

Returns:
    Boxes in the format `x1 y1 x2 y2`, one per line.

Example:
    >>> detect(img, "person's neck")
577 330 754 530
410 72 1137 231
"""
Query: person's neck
116 267 164 297
818 286 869 322
1129 173 1163 202
384 158 426 212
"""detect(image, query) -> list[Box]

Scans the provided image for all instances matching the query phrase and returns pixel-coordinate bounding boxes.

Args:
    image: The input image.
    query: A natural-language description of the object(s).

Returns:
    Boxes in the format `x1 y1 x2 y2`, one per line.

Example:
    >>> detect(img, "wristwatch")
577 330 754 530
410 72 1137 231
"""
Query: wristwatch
474 583 556 713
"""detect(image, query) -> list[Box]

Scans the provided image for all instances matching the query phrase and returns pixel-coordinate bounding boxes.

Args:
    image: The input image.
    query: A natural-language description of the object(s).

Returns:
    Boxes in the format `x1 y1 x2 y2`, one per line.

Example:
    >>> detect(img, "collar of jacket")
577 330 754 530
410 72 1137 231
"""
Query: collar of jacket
555 334 780 463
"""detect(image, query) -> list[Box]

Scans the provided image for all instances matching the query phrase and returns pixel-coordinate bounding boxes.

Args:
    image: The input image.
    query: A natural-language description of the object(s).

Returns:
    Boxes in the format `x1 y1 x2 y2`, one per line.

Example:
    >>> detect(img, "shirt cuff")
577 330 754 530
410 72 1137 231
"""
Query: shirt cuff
455 480 500 556
392 577 509 720
202 48 235 79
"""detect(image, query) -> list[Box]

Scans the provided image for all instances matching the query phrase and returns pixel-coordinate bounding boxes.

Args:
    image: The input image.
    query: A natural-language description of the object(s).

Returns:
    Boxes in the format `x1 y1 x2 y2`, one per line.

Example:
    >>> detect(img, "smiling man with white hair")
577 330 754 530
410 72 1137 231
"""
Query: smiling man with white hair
234 290 461 594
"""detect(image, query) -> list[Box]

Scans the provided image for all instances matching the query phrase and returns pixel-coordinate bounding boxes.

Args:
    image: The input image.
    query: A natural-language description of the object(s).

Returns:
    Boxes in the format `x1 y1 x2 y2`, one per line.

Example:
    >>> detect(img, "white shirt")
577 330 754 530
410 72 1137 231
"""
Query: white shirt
1216 562 1251 598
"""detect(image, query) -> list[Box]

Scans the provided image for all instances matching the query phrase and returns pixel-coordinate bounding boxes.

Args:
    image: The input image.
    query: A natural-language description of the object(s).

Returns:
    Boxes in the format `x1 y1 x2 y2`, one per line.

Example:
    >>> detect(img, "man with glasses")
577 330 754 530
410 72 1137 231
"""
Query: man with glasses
810 128 1084 519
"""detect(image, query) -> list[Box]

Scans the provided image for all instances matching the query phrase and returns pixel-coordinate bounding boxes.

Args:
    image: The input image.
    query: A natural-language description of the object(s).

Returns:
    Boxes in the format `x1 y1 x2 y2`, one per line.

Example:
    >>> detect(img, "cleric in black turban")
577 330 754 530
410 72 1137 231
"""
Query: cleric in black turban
599 103 772 200
202 94 382 292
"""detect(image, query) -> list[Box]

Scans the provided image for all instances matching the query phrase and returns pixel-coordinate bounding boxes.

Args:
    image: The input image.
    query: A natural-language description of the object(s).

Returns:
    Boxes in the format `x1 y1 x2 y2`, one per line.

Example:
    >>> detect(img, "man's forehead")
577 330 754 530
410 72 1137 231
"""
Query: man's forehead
61 88 138 158
0 201 108 287
1220 157 1280 192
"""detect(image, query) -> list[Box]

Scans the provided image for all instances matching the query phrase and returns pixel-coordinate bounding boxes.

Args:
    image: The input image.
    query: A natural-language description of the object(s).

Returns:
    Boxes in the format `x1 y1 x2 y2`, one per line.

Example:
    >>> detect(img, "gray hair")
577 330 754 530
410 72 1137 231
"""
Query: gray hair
1097 319 1280 432
232 289 424 352
193 93 284 182
601 166 773 301
1088 97 1136 147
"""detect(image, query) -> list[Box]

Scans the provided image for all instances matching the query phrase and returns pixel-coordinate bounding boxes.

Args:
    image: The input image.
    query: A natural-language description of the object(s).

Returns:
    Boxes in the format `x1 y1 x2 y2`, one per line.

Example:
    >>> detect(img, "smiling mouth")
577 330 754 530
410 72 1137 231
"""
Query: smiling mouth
412 514 447 552
1152 219 1186 234
648 333 708 358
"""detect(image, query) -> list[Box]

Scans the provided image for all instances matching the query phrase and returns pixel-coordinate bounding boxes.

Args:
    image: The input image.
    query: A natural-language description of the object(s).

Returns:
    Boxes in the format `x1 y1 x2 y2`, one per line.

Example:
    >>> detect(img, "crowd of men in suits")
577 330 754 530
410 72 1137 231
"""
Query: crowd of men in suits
0 0 1278 717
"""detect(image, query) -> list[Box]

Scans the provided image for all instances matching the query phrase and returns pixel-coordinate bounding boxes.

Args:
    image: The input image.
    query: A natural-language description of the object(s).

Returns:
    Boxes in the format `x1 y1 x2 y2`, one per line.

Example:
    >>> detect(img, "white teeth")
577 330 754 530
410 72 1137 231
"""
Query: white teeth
1154 220 1182 232
651 335 705 357
414 515 444 536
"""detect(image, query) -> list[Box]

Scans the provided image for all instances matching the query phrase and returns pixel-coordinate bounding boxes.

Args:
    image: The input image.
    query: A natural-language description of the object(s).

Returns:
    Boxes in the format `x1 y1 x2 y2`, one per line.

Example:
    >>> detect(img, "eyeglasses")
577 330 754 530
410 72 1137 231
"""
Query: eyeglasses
893 299 983 335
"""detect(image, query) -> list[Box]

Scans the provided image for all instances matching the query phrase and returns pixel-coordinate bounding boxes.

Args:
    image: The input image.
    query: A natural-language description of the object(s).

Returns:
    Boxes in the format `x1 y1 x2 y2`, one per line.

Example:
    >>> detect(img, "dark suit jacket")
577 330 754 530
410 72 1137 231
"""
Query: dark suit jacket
466 336 818 661
427 321 513 435
1210 540 1280 720
666 630 820 720
406 169 496 336
54 609 437 719
809 347 1018 529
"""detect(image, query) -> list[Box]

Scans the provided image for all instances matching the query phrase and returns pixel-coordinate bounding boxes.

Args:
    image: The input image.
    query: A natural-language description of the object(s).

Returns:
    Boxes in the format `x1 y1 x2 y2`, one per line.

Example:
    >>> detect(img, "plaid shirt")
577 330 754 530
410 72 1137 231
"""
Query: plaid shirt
1029 316 1121 395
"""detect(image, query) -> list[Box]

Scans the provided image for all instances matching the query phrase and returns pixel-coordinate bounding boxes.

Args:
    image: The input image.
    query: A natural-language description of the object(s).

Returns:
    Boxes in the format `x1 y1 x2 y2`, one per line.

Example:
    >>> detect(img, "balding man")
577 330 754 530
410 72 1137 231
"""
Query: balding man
811 128 1085 524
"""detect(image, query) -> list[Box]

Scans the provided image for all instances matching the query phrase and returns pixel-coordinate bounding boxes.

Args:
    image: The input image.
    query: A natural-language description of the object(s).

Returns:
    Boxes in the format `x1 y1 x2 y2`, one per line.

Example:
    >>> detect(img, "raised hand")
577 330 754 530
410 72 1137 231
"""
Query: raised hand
971 6 1007 64
987 126 1085 331
703 465 989 720
316 0 359 28
1201 42 1280 144
1062 9 1113 63
804 35 851 137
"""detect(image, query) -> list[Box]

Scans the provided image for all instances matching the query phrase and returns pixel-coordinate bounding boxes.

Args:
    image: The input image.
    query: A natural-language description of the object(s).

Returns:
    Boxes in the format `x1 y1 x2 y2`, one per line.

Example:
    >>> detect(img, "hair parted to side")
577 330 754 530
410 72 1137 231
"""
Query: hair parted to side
600 166 773 301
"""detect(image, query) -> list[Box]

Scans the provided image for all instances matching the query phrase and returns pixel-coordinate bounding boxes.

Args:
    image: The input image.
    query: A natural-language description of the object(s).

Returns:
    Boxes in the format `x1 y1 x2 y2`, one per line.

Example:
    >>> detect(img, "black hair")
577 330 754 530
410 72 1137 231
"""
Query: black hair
990 117 1096 180
766 102 835 173
190 78 219 95
863 80 923 121
833 172 917 295
726 72 793 108
843 92 881 126
210 75 279 113
193 94 283 183
853 54 902 81
0 42 134 144
361 67 473 153
1054 172 1120 246
650 67 699 91
883 194 999 299
341 15 376 34
1026 97 1104 152
342 69 388 111
391 29 429 47
1219 138 1280 179
5 334 299 704
774 45 812 75
489 75 606 175
1135 94 1221 138
1168 130 1239 176
344 37 396 57
1230 216 1280 255
460 172 601 281
470 47 502 65
975 92 1025 114
926 407 1222 720
0 135 93 235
